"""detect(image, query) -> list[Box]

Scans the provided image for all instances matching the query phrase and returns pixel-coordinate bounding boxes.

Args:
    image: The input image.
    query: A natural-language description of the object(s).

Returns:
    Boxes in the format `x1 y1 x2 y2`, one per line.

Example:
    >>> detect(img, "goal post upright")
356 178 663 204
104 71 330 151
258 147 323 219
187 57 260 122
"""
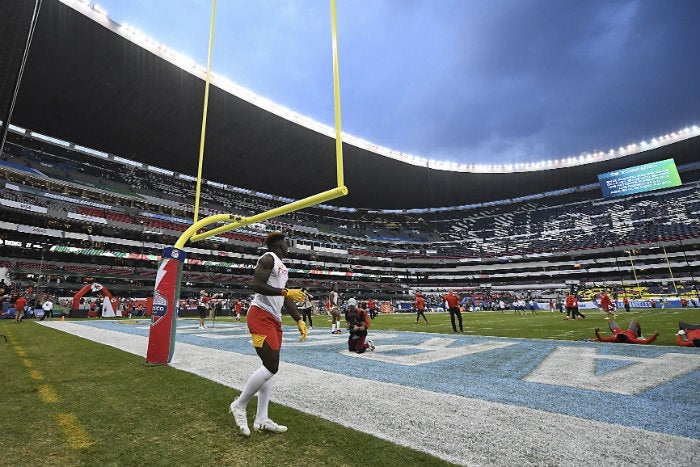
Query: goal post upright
147 0 348 364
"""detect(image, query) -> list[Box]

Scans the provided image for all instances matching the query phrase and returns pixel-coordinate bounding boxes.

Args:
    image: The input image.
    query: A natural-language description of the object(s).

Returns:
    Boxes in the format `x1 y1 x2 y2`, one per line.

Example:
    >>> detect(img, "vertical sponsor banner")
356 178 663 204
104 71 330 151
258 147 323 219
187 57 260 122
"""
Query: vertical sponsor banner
146 247 186 364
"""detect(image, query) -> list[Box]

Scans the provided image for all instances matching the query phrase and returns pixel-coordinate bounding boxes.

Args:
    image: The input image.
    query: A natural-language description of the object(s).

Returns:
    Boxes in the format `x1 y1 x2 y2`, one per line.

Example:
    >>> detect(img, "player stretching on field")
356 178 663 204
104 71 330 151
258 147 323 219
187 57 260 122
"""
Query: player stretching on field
594 319 658 344
230 232 308 436
329 283 342 334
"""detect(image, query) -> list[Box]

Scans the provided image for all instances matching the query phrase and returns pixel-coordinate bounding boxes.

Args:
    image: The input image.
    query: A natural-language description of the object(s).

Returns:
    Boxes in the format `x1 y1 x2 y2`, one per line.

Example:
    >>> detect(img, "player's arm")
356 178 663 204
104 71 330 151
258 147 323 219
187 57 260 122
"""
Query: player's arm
636 331 659 344
252 254 277 296
594 327 614 342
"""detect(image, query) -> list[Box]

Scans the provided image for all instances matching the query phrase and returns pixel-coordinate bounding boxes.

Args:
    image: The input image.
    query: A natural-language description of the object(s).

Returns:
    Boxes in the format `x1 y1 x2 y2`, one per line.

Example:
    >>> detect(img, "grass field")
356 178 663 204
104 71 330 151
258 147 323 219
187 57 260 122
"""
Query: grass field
1 308 698 466
284 307 700 345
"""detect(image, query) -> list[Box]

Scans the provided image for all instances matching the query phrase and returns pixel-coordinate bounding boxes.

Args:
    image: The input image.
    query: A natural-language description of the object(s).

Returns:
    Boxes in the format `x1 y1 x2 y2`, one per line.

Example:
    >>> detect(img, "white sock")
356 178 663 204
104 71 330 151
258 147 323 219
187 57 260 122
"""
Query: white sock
236 366 273 408
332 322 336 332
255 378 273 422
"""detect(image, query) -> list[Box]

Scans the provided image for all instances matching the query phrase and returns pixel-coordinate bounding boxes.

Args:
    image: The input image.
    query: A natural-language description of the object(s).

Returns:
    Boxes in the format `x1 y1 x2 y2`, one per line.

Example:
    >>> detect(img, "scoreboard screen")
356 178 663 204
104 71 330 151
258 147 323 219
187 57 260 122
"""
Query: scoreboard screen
598 158 681 198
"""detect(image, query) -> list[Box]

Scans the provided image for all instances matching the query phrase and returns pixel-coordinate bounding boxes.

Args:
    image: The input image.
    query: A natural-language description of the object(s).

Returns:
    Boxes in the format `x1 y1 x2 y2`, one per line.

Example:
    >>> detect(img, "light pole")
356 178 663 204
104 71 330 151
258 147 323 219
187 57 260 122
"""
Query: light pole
626 250 640 289
611 243 626 299
659 237 679 296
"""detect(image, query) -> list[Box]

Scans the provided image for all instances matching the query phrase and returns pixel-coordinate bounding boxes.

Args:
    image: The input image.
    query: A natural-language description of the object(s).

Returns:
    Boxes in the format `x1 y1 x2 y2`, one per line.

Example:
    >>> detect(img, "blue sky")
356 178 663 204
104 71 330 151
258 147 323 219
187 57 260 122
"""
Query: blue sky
92 0 700 165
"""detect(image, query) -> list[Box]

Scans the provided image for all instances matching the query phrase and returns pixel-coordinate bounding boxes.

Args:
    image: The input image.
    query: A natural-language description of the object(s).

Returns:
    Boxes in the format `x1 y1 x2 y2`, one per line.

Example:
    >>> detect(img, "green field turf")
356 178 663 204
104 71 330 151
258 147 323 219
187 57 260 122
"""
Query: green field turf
1 308 697 466
283 307 700 346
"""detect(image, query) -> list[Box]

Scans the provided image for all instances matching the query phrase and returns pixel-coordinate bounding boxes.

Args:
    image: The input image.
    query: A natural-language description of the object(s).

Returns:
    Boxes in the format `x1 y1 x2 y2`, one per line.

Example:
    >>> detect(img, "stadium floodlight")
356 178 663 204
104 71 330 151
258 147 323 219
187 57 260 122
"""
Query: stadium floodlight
30 131 70 147
74 144 108 158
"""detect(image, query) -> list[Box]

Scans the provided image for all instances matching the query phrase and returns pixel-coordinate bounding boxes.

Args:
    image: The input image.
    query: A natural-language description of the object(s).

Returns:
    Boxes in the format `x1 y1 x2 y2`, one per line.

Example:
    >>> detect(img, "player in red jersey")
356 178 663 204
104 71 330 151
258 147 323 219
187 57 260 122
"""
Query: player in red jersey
367 297 378 319
600 292 615 320
234 298 242 322
345 298 374 353
415 292 428 324
444 289 462 332
14 294 27 323
595 319 658 344
676 322 700 347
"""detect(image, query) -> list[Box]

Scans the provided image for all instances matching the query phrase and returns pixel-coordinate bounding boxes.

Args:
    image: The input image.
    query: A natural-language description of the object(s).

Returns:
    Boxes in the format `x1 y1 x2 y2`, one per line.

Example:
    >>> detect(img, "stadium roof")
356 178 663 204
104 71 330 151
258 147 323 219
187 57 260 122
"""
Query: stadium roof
1 0 698 210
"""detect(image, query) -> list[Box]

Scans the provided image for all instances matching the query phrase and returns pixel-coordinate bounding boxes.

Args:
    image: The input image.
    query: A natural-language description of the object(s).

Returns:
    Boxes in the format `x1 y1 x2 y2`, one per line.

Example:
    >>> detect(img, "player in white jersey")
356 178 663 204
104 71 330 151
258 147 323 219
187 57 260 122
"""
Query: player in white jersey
329 283 342 334
230 232 308 436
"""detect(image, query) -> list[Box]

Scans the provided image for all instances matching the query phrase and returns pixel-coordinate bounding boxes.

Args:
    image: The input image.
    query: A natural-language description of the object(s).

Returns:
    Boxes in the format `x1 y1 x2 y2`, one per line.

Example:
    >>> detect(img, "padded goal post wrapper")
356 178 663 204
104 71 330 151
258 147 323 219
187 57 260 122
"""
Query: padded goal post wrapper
146 247 185 364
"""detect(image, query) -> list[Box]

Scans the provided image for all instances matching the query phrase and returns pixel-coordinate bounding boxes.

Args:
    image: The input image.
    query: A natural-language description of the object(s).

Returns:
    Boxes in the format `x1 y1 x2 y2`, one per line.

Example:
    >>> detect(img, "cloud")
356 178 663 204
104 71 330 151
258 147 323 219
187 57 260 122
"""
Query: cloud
97 0 700 165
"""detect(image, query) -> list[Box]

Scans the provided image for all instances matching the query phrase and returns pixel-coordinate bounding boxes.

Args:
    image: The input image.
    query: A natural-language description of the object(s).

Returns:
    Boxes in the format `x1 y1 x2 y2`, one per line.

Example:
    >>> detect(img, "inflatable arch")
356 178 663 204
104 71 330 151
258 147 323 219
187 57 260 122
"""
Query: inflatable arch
72 282 117 314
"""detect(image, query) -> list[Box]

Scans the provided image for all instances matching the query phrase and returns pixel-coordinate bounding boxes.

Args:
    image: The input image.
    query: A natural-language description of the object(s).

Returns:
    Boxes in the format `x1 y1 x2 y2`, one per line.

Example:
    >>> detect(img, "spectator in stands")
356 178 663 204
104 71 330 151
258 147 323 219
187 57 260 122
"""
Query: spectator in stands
595 320 658 344
14 294 27 323
676 322 700 347
345 298 374 353
444 289 463 332
414 292 428 324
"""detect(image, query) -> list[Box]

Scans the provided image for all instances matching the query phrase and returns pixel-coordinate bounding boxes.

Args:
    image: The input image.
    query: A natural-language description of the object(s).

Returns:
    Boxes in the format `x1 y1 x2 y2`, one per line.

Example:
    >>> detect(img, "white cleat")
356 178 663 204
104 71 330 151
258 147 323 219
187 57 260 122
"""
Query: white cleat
367 339 375 351
253 418 288 433
229 400 250 436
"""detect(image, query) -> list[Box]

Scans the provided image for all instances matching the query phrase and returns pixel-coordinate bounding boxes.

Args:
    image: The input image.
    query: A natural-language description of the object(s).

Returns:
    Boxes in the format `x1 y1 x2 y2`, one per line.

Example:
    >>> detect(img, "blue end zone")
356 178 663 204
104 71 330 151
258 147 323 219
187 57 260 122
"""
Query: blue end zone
81 320 700 440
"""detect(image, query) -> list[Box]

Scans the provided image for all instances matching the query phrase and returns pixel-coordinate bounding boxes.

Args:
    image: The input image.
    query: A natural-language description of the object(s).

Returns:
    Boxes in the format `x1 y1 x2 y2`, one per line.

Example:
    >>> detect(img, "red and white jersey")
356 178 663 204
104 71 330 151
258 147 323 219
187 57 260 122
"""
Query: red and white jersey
251 252 288 321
